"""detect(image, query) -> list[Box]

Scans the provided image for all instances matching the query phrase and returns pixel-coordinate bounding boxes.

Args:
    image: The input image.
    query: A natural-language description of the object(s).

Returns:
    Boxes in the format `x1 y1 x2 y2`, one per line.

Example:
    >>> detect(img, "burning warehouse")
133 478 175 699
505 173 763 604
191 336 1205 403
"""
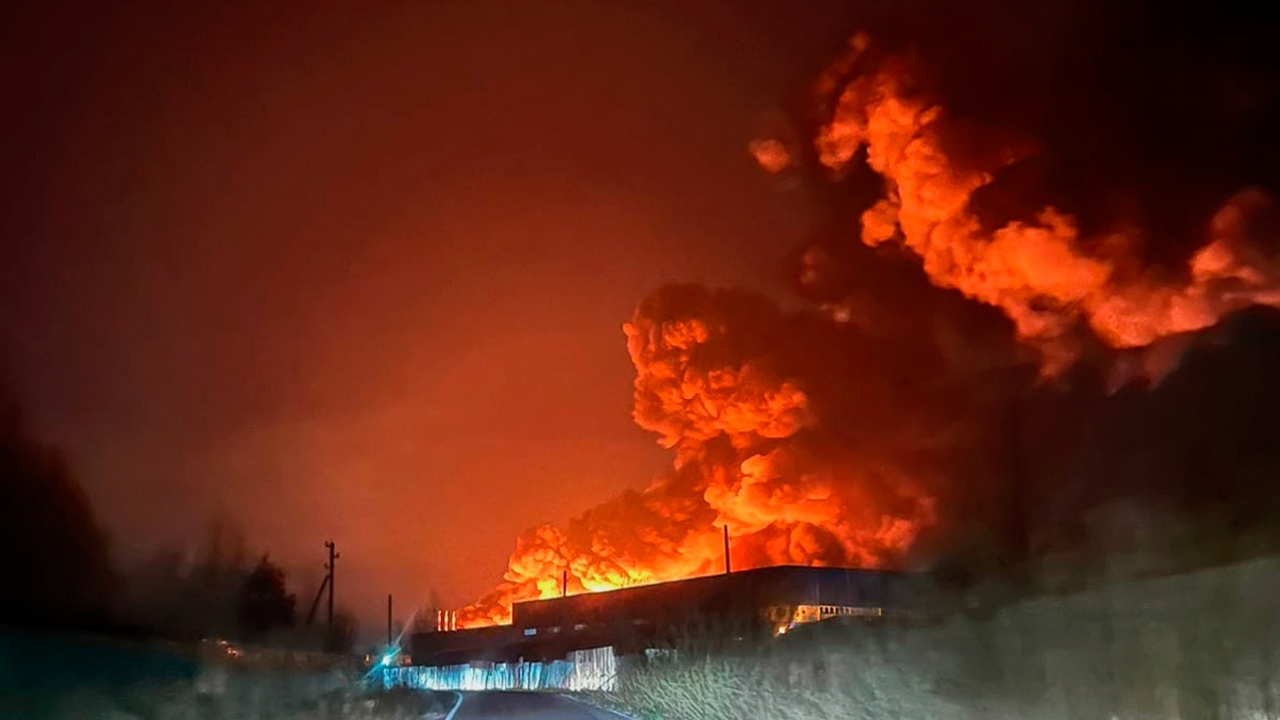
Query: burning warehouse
441 22 1280 643
409 565 930 669
384 17 1280 698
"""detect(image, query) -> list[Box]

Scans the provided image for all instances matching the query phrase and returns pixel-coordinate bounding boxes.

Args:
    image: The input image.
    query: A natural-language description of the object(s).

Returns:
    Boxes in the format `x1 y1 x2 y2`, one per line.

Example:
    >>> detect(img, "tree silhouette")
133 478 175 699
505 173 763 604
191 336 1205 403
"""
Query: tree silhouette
116 516 253 640
0 394 114 629
326 609 358 654
236 555 296 640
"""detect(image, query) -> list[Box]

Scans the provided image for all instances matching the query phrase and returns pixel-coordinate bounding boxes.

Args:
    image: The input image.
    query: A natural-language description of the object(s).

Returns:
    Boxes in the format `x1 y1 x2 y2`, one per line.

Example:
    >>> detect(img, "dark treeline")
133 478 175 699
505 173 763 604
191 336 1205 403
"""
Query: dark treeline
0 392 354 651
0 396 114 631
915 306 1280 609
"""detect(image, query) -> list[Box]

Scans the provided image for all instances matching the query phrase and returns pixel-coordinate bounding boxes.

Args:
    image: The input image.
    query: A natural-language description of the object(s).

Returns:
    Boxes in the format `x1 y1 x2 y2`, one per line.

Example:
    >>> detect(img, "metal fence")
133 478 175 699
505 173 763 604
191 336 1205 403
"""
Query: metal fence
382 646 619 692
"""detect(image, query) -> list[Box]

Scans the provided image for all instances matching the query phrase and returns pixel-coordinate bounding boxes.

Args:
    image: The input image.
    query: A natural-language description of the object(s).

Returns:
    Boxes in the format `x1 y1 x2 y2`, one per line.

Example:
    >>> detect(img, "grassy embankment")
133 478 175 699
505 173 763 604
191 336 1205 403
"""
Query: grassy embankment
587 557 1280 720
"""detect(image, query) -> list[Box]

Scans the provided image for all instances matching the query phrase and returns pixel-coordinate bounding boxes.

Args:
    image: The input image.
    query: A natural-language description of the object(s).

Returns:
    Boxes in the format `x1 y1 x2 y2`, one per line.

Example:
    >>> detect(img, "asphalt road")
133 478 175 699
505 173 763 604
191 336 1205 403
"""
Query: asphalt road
451 691 627 720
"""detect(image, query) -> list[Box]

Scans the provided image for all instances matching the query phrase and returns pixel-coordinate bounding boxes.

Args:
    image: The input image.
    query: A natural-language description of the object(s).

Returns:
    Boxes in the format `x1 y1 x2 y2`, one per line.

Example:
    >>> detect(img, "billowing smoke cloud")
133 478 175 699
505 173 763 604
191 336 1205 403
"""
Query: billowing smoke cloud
458 285 987 626
457 6 1280 625
757 33 1280 375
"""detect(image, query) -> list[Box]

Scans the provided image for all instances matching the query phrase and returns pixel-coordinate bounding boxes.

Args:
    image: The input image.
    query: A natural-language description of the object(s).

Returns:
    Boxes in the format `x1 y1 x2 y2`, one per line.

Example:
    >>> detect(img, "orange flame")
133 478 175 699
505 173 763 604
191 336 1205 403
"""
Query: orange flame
795 33 1280 372
449 32 1280 629
456 287 934 627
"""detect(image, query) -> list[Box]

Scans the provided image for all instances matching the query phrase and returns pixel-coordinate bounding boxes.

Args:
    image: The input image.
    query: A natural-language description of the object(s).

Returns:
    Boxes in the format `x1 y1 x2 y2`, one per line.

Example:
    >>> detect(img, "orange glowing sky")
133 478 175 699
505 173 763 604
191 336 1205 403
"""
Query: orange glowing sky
0 2 869 635
7 0 1280 642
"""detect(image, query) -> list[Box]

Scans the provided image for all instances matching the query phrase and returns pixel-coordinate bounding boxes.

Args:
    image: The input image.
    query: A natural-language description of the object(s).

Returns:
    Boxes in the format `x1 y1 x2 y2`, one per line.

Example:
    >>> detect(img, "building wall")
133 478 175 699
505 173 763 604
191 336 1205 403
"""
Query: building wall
410 566 927 667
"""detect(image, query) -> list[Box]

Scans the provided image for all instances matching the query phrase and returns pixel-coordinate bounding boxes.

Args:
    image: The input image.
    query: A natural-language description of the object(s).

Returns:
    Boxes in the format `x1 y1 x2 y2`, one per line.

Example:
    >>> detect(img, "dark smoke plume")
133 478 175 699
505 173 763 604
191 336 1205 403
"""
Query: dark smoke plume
461 0 1280 622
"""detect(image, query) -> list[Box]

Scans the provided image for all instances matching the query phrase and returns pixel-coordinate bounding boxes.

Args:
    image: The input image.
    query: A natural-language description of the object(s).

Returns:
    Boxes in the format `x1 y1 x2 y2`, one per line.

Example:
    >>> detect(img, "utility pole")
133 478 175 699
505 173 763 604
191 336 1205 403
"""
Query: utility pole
325 540 339 630
1006 399 1030 585
304 574 330 627
723 525 731 574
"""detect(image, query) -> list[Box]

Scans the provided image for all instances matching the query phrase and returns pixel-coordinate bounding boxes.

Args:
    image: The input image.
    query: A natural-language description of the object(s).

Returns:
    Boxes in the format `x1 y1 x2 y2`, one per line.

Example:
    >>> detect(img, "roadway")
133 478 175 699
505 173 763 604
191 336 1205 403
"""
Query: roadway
450 691 628 720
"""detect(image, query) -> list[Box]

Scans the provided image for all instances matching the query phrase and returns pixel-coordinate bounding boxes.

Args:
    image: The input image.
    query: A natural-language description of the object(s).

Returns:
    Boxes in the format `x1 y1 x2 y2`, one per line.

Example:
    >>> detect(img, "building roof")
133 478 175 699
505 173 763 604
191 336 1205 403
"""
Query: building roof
512 565 925 631
409 565 931 666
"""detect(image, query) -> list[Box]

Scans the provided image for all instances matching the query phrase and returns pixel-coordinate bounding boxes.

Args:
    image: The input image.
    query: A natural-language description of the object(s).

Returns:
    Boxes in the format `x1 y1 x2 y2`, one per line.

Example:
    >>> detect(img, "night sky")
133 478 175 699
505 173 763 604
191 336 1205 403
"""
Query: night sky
2 2 867 627
7 0 1279 642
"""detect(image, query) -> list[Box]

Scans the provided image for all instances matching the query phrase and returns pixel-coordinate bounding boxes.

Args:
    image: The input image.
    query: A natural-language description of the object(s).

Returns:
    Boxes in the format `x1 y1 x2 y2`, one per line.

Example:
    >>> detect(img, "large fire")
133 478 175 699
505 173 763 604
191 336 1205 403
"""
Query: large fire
456 285 935 627
455 32 1280 628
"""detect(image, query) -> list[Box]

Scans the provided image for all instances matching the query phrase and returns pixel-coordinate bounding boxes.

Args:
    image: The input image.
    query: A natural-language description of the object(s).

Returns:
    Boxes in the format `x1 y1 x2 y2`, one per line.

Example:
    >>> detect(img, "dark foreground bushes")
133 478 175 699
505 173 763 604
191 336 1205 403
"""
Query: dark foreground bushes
0 631 454 720
590 557 1280 720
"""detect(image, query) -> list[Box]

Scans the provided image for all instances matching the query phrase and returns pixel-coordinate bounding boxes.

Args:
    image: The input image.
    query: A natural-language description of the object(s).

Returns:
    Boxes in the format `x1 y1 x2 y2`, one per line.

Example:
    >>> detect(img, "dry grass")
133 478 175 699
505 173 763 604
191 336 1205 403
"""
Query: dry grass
594 557 1280 720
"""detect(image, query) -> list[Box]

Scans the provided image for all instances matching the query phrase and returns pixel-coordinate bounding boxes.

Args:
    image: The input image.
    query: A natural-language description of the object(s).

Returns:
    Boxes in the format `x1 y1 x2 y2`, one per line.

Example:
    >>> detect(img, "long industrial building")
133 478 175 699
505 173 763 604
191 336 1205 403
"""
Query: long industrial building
408 565 930 669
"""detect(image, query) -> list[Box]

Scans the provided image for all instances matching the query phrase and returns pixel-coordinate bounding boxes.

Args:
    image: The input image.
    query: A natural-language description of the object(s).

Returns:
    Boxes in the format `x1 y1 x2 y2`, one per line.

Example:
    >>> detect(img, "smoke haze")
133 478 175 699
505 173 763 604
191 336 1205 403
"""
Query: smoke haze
458 0 1280 622
3 0 1279 636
